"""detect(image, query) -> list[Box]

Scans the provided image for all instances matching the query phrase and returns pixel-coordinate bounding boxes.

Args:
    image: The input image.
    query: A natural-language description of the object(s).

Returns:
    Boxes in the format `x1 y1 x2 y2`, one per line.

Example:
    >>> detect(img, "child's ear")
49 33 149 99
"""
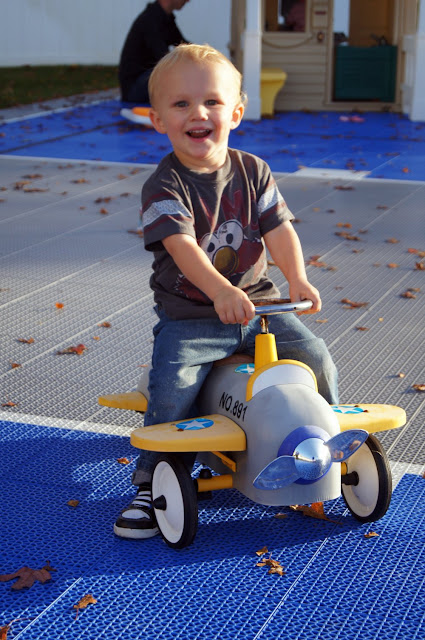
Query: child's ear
149 108 167 134
230 102 244 130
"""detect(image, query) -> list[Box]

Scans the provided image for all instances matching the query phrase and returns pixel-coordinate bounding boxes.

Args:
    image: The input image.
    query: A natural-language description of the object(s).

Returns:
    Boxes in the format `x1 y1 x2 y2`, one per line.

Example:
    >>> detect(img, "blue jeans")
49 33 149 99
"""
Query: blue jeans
132 310 338 485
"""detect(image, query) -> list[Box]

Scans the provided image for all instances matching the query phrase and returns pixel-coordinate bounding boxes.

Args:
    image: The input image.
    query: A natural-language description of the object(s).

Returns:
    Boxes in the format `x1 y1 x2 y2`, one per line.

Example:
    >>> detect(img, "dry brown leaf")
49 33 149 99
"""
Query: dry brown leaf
412 384 425 392
17 337 34 344
117 457 131 465
341 298 369 308
256 546 268 556
93 336 100 341
315 318 328 324
290 502 340 524
1 400 17 408
0 562 55 590
335 232 360 241
387 263 399 268
99 208 108 215
0 619 23 640
67 500 80 508
415 261 425 270
10 362 21 369
386 238 399 244
400 291 416 299
364 531 379 538
56 344 86 356
336 222 352 228
55 302 64 309
98 322 111 328
73 594 97 619
356 326 370 331
71 178 89 184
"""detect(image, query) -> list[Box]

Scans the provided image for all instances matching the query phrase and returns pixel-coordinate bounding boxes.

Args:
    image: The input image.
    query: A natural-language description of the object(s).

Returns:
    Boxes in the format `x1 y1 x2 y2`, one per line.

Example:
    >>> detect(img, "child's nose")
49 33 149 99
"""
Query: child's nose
191 103 208 119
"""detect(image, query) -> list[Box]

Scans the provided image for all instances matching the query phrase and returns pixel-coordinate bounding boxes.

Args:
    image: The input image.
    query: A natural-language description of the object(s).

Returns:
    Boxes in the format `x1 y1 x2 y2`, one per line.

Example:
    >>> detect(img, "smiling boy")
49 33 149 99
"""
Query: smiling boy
114 44 338 540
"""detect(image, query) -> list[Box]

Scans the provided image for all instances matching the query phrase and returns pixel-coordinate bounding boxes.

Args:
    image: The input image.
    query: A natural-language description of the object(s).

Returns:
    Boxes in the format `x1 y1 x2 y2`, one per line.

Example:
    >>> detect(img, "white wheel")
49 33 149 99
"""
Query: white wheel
342 434 392 522
151 455 198 549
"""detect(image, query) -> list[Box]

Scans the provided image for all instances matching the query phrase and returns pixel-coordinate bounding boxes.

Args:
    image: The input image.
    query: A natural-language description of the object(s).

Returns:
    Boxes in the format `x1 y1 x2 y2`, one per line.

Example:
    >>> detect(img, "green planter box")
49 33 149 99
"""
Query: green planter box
334 45 397 102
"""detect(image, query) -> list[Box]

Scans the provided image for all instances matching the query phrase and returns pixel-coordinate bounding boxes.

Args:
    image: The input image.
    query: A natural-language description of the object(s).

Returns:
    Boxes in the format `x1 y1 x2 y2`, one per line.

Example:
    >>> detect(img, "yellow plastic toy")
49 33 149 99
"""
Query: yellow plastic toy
99 299 406 548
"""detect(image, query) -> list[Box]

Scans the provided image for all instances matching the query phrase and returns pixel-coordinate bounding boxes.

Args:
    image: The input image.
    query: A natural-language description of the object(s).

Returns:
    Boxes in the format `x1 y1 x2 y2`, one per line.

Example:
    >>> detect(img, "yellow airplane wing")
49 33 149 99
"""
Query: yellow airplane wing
131 414 246 453
98 391 148 412
333 404 406 433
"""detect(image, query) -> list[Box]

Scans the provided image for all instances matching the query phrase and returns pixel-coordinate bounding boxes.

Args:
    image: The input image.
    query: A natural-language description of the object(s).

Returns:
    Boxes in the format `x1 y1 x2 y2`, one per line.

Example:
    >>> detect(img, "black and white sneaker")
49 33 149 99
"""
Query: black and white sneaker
114 483 159 539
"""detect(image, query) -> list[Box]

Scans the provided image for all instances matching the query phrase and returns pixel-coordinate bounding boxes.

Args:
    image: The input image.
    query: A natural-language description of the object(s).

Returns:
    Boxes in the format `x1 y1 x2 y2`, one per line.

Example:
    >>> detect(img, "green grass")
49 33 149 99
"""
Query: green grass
0 65 119 108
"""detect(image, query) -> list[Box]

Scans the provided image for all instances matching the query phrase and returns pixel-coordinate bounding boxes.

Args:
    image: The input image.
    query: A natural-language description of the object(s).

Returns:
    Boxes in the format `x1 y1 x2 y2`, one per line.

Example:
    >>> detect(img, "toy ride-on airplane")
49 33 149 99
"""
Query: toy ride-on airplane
99 300 406 549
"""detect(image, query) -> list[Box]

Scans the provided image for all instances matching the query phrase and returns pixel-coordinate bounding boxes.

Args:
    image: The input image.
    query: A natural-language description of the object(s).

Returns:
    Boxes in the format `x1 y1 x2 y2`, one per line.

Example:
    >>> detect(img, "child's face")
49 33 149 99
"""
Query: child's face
149 60 244 173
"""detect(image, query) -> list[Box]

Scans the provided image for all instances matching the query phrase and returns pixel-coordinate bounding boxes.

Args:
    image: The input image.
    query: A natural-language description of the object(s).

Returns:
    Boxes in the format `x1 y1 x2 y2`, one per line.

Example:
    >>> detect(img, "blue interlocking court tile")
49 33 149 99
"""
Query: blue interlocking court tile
1 101 425 180
1 420 424 639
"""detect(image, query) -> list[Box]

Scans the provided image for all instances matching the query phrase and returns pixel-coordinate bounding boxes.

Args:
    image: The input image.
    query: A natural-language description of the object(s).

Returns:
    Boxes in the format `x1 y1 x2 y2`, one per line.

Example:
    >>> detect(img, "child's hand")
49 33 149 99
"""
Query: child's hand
289 280 322 315
213 285 255 325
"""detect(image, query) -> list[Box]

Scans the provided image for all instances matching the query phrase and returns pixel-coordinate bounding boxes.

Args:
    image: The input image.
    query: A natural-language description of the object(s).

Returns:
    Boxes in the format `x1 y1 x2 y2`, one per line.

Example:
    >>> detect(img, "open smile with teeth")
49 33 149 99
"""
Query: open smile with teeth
186 129 212 139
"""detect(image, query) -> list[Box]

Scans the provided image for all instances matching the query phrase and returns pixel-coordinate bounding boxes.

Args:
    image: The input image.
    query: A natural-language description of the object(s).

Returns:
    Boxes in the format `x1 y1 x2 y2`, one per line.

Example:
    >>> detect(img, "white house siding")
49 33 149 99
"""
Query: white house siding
0 0 231 67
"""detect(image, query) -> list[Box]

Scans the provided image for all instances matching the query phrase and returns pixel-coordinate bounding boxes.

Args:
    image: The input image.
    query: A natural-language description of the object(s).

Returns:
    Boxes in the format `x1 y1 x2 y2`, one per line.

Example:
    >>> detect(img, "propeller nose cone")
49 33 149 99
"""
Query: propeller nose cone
294 438 331 480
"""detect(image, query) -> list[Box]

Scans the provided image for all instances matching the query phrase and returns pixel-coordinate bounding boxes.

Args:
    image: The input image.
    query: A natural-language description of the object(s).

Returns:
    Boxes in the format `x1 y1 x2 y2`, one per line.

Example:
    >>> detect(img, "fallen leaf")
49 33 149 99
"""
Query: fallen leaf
93 336 100 341
98 322 111 328
95 197 112 203
17 337 34 344
56 344 86 356
356 326 370 331
71 178 89 184
55 302 64 309
335 232 360 241
412 384 425 392
415 262 425 270
386 238 399 244
0 562 55 590
334 185 354 191
73 594 97 619
341 298 369 308
387 263 399 268
315 318 328 323
290 502 340 524
99 208 108 215
256 546 268 556
336 222 352 228
67 500 80 508
10 362 21 369
117 457 131 465
1 400 17 408
364 531 379 538
400 291 416 299
402 167 410 173
407 248 425 257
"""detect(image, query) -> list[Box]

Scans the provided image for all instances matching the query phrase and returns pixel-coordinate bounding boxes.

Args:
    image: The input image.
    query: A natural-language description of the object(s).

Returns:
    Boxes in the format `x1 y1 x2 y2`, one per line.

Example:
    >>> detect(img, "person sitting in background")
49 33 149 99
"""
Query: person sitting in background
119 0 190 103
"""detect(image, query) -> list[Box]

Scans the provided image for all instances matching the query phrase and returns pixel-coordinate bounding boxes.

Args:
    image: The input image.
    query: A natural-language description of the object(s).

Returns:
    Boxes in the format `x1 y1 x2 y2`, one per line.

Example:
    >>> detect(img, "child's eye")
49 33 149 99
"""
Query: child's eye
206 99 219 106
174 101 188 108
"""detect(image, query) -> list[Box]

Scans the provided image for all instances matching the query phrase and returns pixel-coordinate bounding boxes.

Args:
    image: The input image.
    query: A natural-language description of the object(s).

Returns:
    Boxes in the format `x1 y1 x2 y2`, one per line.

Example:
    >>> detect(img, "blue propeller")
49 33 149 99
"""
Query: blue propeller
253 429 368 490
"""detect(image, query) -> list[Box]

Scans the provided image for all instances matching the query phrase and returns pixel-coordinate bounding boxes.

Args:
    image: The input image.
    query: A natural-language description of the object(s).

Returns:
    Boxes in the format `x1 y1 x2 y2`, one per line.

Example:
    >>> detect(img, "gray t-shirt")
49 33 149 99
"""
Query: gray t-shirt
142 149 294 319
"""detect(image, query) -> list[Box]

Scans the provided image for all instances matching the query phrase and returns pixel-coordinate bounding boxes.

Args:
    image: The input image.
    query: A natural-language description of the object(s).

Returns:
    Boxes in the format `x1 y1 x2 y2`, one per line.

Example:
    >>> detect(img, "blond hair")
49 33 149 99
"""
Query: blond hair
148 43 246 107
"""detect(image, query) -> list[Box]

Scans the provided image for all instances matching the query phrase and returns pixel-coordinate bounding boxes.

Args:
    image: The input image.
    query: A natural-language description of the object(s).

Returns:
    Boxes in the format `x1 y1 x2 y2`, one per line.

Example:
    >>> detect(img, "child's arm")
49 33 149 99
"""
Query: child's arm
263 220 321 314
162 233 255 325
